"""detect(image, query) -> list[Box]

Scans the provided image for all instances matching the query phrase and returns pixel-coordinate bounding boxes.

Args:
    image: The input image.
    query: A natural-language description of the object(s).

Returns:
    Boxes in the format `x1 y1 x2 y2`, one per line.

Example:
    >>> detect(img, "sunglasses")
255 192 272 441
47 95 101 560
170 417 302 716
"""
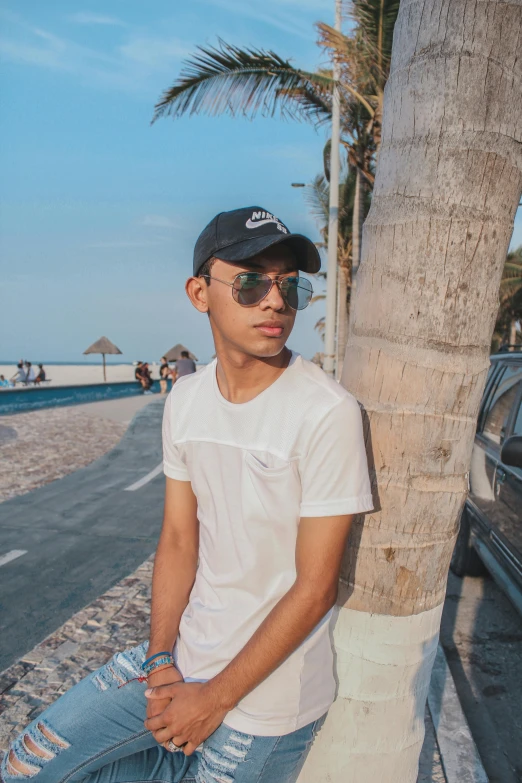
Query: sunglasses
200 272 313 311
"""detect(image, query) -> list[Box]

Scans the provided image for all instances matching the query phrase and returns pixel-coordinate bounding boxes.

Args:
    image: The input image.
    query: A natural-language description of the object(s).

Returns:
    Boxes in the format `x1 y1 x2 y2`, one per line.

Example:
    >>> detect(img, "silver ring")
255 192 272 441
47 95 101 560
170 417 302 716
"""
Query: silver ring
167 740 180 752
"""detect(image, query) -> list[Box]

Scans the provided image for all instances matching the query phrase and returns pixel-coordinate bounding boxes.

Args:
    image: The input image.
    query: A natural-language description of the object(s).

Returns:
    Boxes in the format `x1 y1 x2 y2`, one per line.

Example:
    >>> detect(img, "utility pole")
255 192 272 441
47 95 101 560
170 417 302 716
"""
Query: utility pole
322 0 342 377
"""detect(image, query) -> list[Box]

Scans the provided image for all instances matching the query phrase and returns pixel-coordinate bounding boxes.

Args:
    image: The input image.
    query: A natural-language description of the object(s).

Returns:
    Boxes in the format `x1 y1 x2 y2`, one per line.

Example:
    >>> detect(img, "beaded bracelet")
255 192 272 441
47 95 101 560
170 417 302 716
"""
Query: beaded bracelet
142 655 174 676
142 651 172 669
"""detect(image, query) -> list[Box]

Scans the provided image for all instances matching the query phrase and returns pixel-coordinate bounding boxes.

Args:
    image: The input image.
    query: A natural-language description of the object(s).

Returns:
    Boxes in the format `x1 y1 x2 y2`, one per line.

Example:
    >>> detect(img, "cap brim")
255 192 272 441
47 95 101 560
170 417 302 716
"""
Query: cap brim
213 233 321 274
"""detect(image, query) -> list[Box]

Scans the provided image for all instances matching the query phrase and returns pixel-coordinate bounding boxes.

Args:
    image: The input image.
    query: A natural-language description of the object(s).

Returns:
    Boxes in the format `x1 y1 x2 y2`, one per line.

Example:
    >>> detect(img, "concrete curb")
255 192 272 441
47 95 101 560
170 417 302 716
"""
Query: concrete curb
428 645 488 783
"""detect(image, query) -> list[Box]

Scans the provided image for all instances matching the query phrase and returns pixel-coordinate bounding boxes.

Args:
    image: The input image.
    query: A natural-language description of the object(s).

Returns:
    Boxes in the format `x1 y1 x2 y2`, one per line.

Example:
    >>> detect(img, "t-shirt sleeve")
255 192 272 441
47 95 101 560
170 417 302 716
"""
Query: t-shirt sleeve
299 394 373 517
162 395 191 481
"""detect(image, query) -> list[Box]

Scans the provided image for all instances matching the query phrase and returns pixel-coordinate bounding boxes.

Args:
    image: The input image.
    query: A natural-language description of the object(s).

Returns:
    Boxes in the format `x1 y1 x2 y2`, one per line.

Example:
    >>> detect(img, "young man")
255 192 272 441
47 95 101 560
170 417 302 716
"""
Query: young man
2 207 373 783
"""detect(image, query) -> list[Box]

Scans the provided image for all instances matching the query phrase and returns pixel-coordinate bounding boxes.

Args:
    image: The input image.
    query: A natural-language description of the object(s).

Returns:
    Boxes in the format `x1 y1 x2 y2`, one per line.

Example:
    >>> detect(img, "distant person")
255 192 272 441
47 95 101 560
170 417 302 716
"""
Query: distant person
34 364 46 384
10 362 27 386
0 375 9 388
25 361 36 384
159 356 170 394
135 361 144 386
140 362 153 394
175 350 196 378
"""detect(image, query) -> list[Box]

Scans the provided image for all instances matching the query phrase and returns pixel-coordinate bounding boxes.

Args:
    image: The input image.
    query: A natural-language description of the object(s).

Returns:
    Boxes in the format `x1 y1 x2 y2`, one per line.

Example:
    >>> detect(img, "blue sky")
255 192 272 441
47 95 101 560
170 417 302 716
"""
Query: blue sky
1 1 521 364
0 0 332 364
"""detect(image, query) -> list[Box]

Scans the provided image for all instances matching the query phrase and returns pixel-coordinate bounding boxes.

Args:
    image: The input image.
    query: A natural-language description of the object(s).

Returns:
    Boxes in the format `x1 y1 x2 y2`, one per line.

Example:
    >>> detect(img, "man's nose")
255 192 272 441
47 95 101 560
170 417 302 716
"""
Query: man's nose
261 280 286 311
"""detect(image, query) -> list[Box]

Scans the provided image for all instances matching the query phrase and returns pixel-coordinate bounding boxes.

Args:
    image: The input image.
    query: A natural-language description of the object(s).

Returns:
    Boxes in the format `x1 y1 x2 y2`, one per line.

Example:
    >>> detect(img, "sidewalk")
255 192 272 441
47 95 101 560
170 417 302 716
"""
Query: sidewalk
0 396 485 781
0 556 447 782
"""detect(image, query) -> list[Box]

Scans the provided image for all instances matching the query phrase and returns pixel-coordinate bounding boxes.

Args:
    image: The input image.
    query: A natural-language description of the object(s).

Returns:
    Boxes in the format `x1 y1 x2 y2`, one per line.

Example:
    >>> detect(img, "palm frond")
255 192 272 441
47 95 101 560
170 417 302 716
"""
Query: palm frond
314 316 326 339
500 248 522 295
323 139 331 181
349 0 400 80
153 40 332 124
277 85 332 124
305 174 330 232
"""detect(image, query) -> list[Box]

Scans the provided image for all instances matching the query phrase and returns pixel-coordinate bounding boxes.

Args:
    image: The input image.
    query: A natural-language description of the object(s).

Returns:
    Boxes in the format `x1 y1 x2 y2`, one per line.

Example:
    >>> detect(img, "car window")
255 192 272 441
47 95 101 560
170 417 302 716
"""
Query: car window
482 367 522 445
478 362 505 431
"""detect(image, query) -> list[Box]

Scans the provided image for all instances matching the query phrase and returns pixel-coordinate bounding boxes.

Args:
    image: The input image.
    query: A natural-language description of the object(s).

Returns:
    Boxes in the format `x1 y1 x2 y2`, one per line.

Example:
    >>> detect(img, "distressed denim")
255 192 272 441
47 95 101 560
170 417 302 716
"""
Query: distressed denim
1 642 326 783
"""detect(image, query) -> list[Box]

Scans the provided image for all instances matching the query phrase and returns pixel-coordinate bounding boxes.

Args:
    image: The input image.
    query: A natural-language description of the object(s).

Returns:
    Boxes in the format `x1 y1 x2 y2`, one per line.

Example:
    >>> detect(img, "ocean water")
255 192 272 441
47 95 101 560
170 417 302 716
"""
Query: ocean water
0 381 160 415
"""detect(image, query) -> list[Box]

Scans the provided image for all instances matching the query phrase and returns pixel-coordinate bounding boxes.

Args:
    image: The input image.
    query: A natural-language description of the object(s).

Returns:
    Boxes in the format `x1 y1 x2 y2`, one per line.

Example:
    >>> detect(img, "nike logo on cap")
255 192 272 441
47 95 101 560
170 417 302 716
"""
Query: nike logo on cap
245 211 288 233
246 218 279 228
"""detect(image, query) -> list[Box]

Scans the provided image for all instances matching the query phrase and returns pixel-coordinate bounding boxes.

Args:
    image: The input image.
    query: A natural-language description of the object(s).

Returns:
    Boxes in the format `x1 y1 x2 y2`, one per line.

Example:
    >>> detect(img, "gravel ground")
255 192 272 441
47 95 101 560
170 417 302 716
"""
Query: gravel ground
0 558 153 754
0 407 127 502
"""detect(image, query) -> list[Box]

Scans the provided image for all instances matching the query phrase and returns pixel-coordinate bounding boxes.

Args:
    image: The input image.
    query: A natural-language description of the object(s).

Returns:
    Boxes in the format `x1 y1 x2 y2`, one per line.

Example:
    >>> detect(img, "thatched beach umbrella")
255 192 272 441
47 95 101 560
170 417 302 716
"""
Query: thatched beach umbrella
164 343 198 362
83 336 122 382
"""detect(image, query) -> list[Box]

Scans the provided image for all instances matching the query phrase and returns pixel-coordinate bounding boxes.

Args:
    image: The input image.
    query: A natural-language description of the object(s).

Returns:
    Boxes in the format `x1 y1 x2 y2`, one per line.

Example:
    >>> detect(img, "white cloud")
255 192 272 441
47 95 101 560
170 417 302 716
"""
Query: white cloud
68 12 125 26
120 37 191 68
197 0 319 40
142 215 178 228
0 16 191 93
0 22 117 74
0 38 66 70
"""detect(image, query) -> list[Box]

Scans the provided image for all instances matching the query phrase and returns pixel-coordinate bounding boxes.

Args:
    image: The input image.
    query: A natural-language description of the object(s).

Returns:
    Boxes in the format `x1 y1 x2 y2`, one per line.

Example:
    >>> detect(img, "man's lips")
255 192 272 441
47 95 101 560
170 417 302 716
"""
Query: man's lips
254 321 285 337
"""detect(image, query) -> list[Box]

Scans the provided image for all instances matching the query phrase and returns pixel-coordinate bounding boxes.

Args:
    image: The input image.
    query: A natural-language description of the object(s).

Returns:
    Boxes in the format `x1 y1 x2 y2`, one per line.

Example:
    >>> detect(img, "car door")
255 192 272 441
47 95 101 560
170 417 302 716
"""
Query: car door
494 384 522 561
469 363 521 531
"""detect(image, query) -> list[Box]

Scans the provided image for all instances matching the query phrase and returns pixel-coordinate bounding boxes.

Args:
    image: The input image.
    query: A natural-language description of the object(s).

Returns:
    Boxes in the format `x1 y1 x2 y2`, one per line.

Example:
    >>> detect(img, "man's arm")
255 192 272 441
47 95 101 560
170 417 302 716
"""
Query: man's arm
145 513 354 753
145 477 198 719
148 476 199 656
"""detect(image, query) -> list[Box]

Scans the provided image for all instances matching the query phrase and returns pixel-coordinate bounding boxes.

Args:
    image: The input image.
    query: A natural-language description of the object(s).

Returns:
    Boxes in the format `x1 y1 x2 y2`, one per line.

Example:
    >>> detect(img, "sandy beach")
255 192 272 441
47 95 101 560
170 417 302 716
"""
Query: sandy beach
0 363 141 387
0 362 206 388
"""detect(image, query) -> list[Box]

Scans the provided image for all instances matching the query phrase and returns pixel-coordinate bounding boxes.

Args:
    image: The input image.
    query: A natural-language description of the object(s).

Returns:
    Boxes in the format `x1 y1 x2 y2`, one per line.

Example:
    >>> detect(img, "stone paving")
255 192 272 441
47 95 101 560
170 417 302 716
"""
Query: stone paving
0 407 127 502
0 557 153 754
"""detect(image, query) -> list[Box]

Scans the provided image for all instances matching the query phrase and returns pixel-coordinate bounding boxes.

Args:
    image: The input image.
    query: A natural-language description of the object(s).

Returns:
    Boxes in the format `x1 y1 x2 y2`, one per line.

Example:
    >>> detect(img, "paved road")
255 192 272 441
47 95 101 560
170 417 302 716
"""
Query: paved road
440 571 522 783
0 399 166 671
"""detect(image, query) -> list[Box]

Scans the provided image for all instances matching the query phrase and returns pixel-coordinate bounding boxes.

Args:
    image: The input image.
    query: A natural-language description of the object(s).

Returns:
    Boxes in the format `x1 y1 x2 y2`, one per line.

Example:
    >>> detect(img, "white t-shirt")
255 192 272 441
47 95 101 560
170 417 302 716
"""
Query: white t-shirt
162 352 373 736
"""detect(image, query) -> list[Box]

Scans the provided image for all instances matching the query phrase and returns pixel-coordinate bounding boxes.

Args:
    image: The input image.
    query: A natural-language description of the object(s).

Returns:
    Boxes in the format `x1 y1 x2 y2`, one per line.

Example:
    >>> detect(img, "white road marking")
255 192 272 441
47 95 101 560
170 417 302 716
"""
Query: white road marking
124 463 163 492
0 549 27 567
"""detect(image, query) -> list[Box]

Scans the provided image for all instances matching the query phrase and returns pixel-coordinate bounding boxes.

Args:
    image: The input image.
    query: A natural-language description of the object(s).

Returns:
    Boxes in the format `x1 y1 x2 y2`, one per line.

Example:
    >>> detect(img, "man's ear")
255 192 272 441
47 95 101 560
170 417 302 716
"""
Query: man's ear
186 276 209 313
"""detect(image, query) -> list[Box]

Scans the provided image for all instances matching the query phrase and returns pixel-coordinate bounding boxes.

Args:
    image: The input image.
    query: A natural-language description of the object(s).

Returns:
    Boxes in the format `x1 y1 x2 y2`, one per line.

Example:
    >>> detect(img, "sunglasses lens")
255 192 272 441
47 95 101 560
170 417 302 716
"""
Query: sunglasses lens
281 277 313 310
234 273 272 305
233 273 313 309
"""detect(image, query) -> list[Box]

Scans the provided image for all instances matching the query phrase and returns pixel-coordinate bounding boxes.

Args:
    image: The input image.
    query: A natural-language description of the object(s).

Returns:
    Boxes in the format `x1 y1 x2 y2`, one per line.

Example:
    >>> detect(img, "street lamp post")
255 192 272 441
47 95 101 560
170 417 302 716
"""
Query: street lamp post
322 0 342 377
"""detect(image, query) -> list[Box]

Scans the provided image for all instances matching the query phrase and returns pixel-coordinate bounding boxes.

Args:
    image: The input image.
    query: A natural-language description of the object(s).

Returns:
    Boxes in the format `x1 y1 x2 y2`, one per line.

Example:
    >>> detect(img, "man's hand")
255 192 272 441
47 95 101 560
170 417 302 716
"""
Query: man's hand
145 666 183 722
144 681 228 756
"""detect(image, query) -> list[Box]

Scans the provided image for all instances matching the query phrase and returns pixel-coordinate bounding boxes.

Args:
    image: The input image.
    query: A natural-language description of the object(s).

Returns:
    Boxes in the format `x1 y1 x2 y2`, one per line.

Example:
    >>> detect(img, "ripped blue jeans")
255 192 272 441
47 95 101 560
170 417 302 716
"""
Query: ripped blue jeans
1 642 326 783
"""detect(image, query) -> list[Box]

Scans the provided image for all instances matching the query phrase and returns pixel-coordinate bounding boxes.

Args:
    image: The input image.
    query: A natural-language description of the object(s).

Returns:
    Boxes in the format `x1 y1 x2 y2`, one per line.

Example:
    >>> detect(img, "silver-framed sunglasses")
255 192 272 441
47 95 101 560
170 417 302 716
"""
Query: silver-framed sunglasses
200 272 313 311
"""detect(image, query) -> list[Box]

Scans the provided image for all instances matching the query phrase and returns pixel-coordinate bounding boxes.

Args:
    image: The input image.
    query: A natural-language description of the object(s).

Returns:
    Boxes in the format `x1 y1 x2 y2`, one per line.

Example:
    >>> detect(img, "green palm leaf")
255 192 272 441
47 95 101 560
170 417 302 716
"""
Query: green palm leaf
500 248 522 295
153 40 332 124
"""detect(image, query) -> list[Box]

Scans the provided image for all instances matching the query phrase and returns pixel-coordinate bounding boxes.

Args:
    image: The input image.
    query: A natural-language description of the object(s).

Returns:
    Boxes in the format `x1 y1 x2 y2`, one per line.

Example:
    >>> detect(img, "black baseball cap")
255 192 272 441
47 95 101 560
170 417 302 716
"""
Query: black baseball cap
193 206 321 276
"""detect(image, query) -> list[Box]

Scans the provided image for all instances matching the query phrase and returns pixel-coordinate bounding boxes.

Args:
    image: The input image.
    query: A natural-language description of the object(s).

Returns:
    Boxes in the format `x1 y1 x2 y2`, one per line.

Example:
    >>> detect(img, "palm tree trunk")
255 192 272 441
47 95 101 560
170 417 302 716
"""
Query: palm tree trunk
299 0 522 779
335 263 349 379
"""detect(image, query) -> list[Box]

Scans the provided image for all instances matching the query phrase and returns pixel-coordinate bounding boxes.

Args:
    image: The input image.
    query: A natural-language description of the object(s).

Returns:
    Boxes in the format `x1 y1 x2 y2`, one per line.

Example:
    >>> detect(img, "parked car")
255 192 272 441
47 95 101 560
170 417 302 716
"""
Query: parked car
451 347 522 614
